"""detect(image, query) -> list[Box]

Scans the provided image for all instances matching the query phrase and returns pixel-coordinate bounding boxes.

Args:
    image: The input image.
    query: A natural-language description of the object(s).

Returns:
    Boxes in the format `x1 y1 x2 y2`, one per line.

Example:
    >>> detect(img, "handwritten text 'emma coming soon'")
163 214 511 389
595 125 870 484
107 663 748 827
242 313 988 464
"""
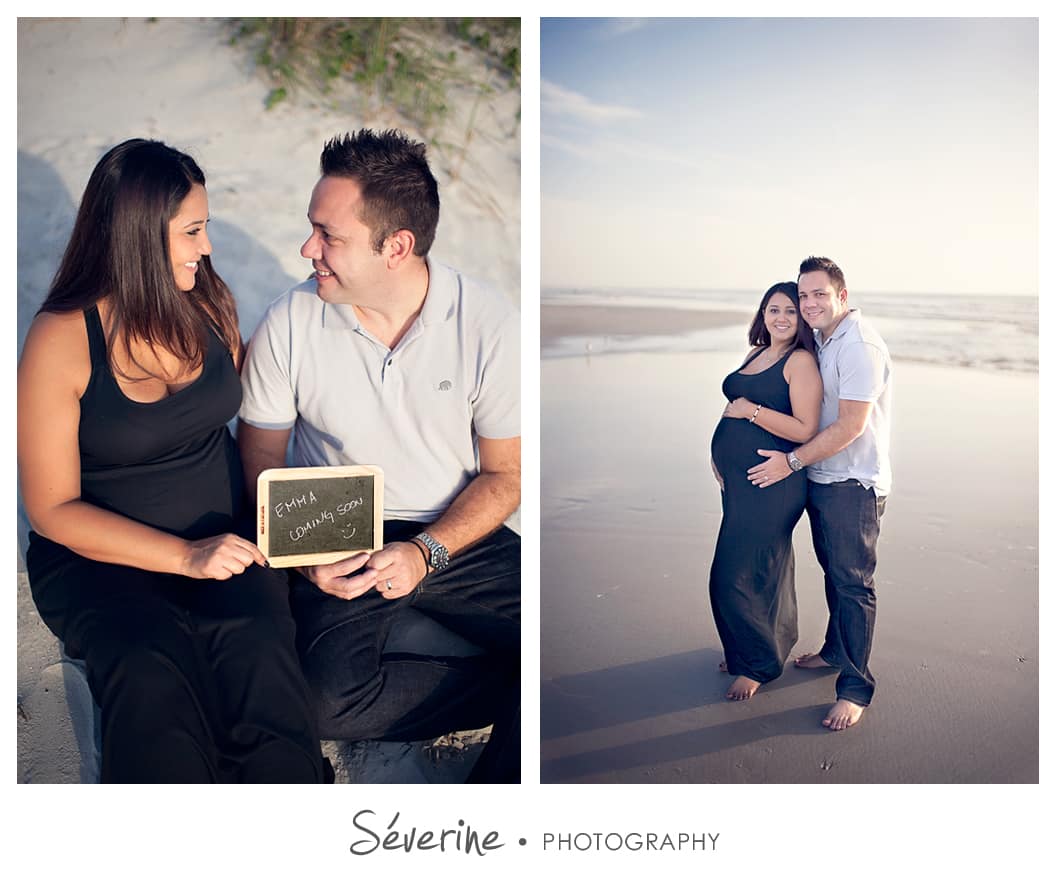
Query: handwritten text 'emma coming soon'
274 491 364 543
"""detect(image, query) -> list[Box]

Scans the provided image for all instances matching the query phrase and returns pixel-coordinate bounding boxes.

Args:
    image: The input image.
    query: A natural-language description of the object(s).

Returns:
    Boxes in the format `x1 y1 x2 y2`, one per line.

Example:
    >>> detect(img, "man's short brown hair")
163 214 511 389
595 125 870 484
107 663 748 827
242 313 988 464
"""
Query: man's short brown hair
320 129 440 256
798 255 846 291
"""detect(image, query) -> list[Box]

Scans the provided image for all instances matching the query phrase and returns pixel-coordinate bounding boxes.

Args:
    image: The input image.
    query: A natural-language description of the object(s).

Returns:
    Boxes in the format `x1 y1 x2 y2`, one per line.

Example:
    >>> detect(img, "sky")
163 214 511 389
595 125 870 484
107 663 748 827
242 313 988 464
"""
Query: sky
541 17 1039 296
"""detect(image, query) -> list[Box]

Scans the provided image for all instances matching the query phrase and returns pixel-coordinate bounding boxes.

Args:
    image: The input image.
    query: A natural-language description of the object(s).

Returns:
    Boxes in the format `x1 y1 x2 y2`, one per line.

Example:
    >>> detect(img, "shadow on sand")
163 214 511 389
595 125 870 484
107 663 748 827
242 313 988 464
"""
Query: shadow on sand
541 649 839 782
541 703 833 782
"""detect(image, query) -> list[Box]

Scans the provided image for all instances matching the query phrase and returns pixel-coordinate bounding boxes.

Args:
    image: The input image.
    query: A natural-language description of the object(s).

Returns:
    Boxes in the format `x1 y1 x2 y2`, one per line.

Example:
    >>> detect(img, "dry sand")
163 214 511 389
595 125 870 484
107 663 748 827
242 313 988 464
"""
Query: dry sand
540 305 1038 783
16 17 519 784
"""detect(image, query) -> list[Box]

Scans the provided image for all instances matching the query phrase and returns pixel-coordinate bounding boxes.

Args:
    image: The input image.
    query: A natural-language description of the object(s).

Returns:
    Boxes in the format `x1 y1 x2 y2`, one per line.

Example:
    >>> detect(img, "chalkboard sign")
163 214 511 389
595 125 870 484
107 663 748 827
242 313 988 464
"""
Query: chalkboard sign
257 465 384 567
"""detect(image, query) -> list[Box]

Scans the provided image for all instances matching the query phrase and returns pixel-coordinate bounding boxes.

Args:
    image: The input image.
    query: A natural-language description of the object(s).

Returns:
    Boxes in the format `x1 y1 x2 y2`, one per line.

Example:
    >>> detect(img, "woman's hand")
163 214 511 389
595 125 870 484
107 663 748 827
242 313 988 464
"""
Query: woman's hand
182 533 269 580
723 397 758 420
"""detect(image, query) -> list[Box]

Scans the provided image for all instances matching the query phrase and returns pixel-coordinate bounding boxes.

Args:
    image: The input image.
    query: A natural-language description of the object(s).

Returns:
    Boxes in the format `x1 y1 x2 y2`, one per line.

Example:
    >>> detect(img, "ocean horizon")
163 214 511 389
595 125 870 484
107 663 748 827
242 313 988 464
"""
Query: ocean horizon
541 287 1038 373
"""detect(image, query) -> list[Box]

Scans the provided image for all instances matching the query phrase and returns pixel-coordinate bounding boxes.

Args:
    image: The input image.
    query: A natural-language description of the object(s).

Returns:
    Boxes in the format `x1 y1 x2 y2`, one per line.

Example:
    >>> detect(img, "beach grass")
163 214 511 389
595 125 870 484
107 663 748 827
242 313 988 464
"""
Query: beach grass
228 18 520 155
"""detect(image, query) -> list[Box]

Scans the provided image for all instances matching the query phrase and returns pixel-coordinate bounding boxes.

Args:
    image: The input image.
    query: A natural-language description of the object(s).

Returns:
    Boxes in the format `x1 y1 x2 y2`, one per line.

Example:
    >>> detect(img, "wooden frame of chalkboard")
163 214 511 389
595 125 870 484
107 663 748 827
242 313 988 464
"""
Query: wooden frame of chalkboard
257 465 384 567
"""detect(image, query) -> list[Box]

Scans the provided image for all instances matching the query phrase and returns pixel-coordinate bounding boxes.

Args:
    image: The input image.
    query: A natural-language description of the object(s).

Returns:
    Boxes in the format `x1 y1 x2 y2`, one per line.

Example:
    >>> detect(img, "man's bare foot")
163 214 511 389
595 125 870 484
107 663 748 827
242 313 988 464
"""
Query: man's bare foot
726 676 761 701
794 651 833 669
822 699 864 731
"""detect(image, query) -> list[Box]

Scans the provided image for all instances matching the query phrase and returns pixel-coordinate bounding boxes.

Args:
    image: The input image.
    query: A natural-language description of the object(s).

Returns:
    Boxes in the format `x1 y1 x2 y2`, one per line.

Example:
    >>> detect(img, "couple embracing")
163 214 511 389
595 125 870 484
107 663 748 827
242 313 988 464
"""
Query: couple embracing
709 256 892 731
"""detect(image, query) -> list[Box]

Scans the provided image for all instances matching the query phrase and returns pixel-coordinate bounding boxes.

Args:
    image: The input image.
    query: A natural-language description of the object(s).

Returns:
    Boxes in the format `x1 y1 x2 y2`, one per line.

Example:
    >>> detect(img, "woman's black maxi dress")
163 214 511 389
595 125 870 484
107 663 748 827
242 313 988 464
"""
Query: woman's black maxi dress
709 348 806 684
26 305 325 782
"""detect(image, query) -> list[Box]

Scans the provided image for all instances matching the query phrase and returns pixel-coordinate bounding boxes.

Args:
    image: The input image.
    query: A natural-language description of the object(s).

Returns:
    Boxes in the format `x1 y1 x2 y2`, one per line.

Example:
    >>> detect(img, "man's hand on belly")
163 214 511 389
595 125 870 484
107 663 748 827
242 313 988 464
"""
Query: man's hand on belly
747 449 792 488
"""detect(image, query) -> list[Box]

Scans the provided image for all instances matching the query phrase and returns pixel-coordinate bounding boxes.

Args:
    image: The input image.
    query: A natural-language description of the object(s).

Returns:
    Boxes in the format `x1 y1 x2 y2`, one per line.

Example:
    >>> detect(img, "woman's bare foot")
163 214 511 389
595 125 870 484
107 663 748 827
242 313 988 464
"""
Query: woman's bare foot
822 699 864 730
794 651 833 669
726 676 761 701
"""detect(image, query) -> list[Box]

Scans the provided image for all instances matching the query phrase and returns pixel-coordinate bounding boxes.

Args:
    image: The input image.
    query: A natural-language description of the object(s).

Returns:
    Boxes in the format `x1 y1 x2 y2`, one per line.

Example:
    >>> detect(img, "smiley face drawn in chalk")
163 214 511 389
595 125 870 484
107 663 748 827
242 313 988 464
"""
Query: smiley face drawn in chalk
341 527 357 540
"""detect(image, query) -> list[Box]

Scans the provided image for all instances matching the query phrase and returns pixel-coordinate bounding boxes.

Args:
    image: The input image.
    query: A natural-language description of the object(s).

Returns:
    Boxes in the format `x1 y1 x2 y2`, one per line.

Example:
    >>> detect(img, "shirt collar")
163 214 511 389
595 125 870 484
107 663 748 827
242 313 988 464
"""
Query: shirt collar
319 255 456 331
816 307 861 348
418 255 457 326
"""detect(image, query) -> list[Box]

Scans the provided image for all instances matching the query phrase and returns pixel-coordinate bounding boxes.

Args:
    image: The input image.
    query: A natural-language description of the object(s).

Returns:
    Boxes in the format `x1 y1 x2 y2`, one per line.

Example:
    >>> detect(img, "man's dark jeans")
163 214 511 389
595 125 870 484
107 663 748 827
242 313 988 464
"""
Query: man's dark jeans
806 480 886 707
289 521 520 782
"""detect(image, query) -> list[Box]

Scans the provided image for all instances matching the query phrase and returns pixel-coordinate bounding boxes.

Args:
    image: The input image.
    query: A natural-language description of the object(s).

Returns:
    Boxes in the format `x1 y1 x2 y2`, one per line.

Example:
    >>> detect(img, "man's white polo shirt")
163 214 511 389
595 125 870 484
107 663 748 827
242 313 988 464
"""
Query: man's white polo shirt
808 308 893 496
240 258 520 522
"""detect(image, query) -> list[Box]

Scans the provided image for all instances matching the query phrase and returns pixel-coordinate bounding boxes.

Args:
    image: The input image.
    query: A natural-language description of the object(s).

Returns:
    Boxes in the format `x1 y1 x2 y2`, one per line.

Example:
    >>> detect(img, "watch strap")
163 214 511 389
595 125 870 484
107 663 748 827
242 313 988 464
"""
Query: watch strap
413 531 451 570
409 538 432 569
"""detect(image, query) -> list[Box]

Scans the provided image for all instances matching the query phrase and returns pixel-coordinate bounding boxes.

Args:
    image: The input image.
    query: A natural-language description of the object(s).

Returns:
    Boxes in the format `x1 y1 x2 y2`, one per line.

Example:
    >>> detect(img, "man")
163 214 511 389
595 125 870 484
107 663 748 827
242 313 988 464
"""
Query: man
238 129 520 780
747 256 892 732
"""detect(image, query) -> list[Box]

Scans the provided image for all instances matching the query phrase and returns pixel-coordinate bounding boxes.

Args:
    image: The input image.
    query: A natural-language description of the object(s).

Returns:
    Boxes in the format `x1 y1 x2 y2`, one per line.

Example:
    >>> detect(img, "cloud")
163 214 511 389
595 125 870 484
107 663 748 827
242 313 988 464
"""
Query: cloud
597 18 649 39
540 132 598 162
541 80 642 124
543 128 709 176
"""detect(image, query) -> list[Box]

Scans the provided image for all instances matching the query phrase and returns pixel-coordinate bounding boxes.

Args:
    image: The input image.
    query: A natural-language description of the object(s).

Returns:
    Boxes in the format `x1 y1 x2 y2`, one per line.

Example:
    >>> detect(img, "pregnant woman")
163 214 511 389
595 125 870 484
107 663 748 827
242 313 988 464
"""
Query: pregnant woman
18 139 325 782
709 282 822 700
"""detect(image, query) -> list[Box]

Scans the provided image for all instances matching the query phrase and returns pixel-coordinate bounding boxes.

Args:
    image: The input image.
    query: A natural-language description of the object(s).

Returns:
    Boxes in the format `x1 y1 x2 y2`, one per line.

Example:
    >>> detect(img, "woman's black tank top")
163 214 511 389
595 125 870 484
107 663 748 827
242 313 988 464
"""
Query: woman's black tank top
77 305 246 539
713 346 798 458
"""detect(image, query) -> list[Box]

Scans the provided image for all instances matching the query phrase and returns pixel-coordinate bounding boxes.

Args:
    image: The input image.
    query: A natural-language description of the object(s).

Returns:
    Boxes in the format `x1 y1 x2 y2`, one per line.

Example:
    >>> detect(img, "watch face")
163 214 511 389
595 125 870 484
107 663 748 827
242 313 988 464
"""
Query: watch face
418 533 450 568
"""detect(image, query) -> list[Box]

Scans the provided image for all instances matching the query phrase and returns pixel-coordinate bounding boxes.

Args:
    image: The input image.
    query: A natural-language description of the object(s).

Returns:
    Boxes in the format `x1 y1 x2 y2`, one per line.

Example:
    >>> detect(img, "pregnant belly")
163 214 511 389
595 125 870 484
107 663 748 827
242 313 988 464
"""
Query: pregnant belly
710 418 789 477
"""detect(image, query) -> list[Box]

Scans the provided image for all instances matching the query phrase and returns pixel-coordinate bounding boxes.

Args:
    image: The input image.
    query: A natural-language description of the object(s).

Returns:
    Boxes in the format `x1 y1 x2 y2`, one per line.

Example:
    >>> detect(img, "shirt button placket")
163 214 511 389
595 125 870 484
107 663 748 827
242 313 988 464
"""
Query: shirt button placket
381 350 396 384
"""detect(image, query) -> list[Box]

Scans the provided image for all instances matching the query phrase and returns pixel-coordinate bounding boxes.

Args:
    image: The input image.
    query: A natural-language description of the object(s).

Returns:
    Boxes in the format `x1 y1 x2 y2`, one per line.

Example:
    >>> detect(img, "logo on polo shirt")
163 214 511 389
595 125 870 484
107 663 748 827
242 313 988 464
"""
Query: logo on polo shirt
437 380 453 391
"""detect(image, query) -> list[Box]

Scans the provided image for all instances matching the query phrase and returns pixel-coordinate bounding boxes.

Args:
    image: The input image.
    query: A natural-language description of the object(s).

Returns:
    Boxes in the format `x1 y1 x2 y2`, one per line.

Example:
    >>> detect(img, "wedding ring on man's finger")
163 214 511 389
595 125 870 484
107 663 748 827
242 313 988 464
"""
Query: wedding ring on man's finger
385 580 393 591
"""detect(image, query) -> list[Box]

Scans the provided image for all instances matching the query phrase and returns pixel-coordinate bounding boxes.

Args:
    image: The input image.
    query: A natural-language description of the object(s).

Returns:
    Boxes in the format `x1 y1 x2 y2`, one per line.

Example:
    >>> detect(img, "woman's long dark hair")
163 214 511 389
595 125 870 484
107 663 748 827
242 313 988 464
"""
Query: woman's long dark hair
747 281 816 356
39 138 240 378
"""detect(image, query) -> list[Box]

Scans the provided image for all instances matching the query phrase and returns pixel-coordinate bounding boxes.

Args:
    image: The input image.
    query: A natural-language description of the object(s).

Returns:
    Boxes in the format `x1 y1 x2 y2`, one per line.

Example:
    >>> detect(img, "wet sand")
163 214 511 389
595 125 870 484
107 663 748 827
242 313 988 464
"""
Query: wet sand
540 306 1038 783
541 303 749 341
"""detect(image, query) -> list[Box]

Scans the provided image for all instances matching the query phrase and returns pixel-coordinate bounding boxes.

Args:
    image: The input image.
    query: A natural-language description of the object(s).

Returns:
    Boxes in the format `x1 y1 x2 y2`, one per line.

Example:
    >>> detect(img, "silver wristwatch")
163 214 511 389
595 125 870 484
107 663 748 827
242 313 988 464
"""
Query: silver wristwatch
787 450 804 472
414 532 450 571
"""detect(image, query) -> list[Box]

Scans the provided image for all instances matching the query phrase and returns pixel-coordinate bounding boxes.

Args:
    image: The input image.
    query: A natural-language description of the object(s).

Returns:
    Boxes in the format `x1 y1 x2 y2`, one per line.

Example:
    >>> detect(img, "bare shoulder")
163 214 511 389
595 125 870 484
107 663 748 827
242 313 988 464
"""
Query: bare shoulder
19 310 91 394
23 308 86 341
784 348 821 379
787 348 819 370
